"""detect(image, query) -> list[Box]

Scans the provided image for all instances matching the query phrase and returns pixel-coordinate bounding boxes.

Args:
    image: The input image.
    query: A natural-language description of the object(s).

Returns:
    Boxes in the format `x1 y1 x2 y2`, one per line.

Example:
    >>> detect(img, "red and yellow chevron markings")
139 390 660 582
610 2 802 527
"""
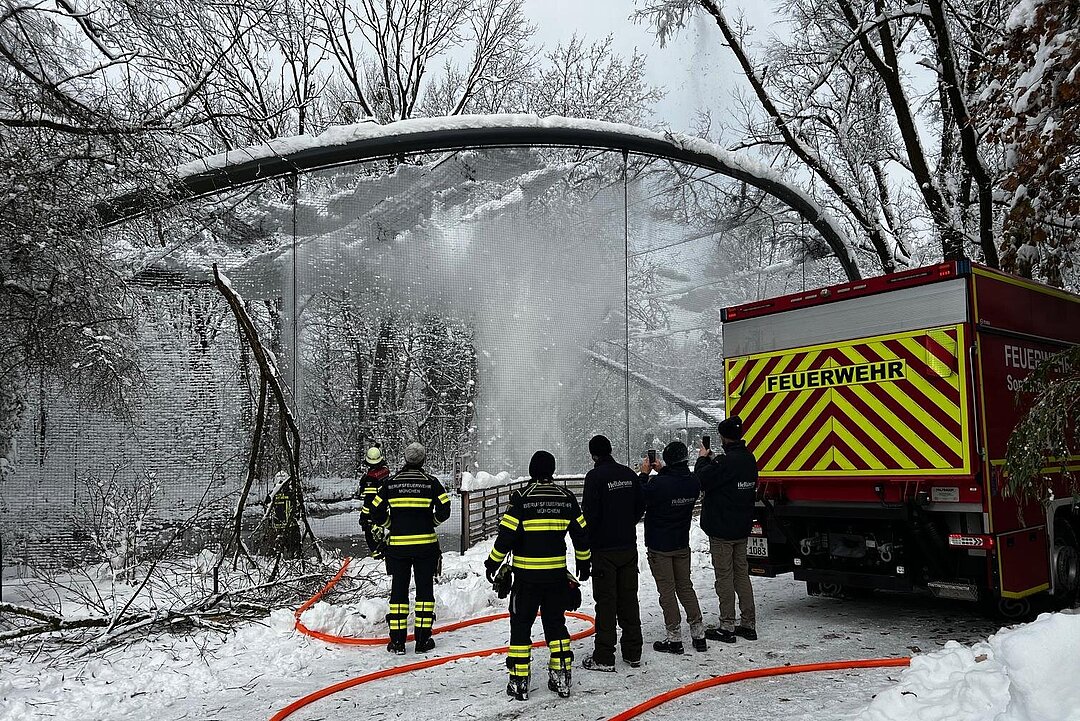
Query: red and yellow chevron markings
725 325 971 477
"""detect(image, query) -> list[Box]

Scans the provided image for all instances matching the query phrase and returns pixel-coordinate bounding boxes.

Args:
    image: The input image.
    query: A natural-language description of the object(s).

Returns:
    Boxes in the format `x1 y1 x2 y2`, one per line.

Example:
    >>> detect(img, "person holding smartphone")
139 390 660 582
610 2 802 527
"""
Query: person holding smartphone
639 441 706 654
694 416 758 643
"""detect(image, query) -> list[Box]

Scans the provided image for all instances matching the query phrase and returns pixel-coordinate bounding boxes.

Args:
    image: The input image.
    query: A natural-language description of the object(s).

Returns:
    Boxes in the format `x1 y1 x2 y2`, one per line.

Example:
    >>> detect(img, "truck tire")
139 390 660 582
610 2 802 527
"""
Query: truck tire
1051 517 1080 608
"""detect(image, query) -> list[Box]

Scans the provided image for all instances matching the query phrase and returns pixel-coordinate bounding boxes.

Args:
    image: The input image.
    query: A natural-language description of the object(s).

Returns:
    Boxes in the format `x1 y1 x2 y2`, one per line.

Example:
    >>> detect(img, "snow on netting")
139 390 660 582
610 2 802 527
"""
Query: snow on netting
2 146 839 568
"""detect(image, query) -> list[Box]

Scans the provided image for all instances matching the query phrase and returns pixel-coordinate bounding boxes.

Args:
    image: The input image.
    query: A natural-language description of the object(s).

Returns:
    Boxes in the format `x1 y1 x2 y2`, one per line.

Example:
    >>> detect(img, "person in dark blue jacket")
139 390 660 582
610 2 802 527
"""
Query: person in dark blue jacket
694 416 758 644
639 441 706 654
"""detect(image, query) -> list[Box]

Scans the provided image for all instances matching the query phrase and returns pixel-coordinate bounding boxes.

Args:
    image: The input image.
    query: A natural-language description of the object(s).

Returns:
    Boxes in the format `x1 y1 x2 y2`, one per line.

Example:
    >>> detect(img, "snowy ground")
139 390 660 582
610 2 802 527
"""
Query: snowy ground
4 523 1077 721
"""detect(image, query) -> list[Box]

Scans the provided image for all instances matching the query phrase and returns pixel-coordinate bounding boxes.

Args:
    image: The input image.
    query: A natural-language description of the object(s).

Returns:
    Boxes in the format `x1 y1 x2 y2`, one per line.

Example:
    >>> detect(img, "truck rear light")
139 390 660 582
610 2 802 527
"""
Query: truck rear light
948 533 994 550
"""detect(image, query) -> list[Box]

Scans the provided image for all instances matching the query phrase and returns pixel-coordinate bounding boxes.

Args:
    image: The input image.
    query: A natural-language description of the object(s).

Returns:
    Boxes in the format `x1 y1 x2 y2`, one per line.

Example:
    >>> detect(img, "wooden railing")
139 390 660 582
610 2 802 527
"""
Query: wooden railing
457 475 586 553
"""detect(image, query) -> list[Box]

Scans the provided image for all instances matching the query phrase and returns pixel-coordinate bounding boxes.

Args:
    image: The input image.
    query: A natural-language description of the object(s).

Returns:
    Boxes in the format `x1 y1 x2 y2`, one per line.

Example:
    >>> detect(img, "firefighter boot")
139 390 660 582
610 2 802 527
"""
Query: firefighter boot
414 628 436 653
385 613 407 654
506 675 529 701
548 668 571 698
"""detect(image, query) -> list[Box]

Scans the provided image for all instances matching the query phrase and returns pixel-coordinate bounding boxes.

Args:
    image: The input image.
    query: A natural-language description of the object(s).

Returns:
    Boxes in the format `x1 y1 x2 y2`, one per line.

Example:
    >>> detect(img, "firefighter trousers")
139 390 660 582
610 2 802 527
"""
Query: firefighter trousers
507 579 572 679
386 554 438 644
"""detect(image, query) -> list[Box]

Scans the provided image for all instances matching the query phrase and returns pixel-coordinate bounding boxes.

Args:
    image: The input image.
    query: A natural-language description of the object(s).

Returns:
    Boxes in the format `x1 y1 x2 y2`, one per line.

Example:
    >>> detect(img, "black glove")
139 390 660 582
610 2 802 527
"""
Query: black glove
484 557 501 583
576 560 591 582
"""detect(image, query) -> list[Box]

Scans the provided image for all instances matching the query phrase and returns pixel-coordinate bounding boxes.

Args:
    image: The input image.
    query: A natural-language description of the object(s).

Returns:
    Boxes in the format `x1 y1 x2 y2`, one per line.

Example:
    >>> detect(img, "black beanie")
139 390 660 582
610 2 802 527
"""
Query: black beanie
529 450 556 479
717 415 743 440
588 434 612 457
662 440 689 465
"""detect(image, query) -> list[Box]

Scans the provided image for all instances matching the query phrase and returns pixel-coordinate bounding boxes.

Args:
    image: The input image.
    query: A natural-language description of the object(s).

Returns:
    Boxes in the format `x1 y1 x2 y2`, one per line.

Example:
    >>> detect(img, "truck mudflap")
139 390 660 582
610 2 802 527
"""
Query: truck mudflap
997 526 1050 598
746 507 793 577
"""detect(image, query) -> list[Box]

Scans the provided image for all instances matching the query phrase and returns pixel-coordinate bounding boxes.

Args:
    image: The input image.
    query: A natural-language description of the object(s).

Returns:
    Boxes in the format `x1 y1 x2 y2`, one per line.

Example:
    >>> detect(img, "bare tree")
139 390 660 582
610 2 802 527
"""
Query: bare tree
635 0 1021 279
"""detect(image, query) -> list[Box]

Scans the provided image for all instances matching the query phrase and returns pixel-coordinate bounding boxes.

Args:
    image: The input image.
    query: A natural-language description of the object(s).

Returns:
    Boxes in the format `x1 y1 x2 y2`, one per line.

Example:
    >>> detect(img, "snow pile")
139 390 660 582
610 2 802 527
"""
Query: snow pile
459 470 521 491
299 544 501 637
857 612 1080 721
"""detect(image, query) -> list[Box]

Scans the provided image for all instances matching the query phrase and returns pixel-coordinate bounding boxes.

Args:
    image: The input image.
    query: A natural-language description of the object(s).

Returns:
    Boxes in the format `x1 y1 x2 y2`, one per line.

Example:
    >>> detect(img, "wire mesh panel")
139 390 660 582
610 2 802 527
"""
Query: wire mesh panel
1 141 843 569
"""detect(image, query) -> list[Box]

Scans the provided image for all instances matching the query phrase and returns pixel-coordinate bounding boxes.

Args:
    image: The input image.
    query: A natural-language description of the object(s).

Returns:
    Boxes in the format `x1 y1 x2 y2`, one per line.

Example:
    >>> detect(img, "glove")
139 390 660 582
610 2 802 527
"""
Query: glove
484 557 501 583
576 560 591 583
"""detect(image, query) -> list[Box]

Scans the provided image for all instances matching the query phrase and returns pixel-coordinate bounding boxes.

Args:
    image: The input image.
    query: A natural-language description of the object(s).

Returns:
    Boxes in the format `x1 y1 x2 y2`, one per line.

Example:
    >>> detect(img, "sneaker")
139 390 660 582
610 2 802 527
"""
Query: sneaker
734 626 758 641
414 636 436 653
386 639 407 654
506 676 529 701
652 640 684 655
704 627 737 643
623 657 642 668
548 669 571 698
581 654 616 672
692 637 708 652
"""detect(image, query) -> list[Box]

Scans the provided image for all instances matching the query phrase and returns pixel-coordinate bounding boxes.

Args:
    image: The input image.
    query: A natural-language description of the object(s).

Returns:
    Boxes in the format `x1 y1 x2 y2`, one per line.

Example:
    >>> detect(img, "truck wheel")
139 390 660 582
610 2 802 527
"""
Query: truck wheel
1051 518 1080 607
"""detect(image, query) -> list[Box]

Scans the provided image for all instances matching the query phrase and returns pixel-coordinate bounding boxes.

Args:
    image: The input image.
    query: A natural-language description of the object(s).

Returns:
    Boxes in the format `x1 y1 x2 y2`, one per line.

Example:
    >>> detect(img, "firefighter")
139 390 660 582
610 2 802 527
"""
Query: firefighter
358 445 391 558
694 415 758 643
367 442 451 654
581 434 644 671
485 450 591 701
639 440 707 654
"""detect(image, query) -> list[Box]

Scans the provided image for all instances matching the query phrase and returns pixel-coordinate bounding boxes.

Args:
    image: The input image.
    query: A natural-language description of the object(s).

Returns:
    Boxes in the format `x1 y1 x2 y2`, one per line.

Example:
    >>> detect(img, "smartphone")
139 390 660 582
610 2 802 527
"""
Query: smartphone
702 435 711 450
647 449 656 464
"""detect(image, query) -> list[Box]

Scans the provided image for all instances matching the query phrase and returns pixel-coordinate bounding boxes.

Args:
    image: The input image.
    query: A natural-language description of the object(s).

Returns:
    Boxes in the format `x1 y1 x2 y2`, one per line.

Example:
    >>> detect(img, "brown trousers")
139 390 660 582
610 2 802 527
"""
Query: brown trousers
708 536 756 632
646 547 704 642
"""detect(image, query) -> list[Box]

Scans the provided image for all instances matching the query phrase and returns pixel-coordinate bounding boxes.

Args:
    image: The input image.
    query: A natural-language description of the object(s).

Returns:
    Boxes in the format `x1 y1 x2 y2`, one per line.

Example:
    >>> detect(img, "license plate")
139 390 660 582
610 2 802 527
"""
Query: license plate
747 536 768 557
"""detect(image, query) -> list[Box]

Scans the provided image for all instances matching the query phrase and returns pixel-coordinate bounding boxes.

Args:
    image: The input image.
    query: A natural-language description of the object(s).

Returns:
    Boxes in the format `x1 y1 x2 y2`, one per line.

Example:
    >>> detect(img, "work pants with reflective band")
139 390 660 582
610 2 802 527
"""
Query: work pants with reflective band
590 548 643 665
386 554 438 643
708 536 756 632
506 579 572 678
647 547 704 642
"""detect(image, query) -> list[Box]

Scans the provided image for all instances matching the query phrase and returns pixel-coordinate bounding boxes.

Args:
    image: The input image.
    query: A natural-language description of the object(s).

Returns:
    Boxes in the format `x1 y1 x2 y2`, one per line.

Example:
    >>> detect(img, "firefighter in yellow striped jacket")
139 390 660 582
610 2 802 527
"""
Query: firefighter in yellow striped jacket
484 450 591 701
367 442 451 654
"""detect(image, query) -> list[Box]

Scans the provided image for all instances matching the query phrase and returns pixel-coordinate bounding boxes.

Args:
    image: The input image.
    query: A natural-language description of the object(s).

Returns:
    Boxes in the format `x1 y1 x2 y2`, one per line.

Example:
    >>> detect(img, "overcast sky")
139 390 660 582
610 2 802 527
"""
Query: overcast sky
521 0 782 134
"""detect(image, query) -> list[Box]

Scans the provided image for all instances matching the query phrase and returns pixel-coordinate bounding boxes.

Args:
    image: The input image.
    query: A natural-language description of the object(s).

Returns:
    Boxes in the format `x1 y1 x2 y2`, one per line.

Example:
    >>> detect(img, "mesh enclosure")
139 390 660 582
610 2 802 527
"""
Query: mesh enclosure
2 144 842 567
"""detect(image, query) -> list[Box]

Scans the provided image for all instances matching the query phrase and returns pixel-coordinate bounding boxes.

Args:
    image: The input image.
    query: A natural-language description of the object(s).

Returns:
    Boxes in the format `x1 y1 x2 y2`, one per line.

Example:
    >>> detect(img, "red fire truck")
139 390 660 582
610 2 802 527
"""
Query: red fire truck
722 261 1080 616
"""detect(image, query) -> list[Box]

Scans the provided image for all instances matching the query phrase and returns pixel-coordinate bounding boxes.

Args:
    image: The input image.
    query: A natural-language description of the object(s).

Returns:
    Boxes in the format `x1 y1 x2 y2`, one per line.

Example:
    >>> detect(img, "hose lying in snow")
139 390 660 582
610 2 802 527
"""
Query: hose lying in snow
276 557 911 721
603 657 911 721
273 557 595 721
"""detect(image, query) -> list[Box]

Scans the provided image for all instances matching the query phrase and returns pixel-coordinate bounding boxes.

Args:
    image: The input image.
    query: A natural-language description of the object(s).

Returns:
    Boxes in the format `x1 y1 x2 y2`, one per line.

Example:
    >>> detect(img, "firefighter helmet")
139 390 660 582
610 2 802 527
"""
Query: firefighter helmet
365 446 384 465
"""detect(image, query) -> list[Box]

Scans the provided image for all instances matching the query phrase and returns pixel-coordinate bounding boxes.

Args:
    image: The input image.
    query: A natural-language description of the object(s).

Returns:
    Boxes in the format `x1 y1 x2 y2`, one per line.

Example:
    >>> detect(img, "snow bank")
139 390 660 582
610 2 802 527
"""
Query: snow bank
857 612 1080 721
459 470 522 491
298 544 501 637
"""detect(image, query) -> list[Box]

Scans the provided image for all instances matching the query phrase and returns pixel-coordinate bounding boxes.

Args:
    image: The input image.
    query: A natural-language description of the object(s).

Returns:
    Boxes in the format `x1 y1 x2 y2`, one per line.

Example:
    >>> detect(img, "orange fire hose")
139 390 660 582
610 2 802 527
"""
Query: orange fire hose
276 558 911 721
272 557 595 721
603 656 911 721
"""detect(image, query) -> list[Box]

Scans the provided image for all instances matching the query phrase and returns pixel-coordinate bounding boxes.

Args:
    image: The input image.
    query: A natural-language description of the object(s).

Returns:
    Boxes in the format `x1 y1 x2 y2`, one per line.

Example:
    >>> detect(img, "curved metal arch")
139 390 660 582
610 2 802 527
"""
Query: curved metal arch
101 114 859 279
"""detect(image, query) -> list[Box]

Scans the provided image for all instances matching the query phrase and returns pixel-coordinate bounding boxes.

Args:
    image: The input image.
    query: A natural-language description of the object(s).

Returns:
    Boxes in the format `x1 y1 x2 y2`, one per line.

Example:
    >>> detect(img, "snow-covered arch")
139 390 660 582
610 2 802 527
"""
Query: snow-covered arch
102 114 859 280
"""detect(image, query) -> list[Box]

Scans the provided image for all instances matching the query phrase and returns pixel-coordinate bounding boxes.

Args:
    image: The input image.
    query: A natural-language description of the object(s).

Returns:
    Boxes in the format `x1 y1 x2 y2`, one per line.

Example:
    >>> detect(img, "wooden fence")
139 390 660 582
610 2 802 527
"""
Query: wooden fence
457 475 586 554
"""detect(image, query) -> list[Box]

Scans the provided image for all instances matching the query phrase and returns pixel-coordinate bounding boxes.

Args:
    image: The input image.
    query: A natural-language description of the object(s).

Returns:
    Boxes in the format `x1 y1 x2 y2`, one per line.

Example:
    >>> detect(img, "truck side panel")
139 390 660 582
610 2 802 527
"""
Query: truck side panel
726 324 974 482
972 269 1080 538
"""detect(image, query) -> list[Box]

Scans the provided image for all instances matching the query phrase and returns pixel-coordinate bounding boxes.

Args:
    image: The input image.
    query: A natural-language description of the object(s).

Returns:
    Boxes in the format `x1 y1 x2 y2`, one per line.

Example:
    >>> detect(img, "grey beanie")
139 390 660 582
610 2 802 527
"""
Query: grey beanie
404 442 427 466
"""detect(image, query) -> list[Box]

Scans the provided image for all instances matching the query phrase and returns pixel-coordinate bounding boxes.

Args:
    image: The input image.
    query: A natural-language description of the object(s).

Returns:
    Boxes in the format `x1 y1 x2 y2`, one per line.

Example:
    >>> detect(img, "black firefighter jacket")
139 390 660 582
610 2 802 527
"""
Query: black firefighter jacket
366 464 451 558
582 456 644 552
694 440 757 540
489 480 591 583
358 465 391 522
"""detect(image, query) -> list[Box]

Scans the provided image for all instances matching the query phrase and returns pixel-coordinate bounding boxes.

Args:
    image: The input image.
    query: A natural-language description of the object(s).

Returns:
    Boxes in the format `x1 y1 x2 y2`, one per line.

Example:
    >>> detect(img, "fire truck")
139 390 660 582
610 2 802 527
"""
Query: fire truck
721 261 1080 616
